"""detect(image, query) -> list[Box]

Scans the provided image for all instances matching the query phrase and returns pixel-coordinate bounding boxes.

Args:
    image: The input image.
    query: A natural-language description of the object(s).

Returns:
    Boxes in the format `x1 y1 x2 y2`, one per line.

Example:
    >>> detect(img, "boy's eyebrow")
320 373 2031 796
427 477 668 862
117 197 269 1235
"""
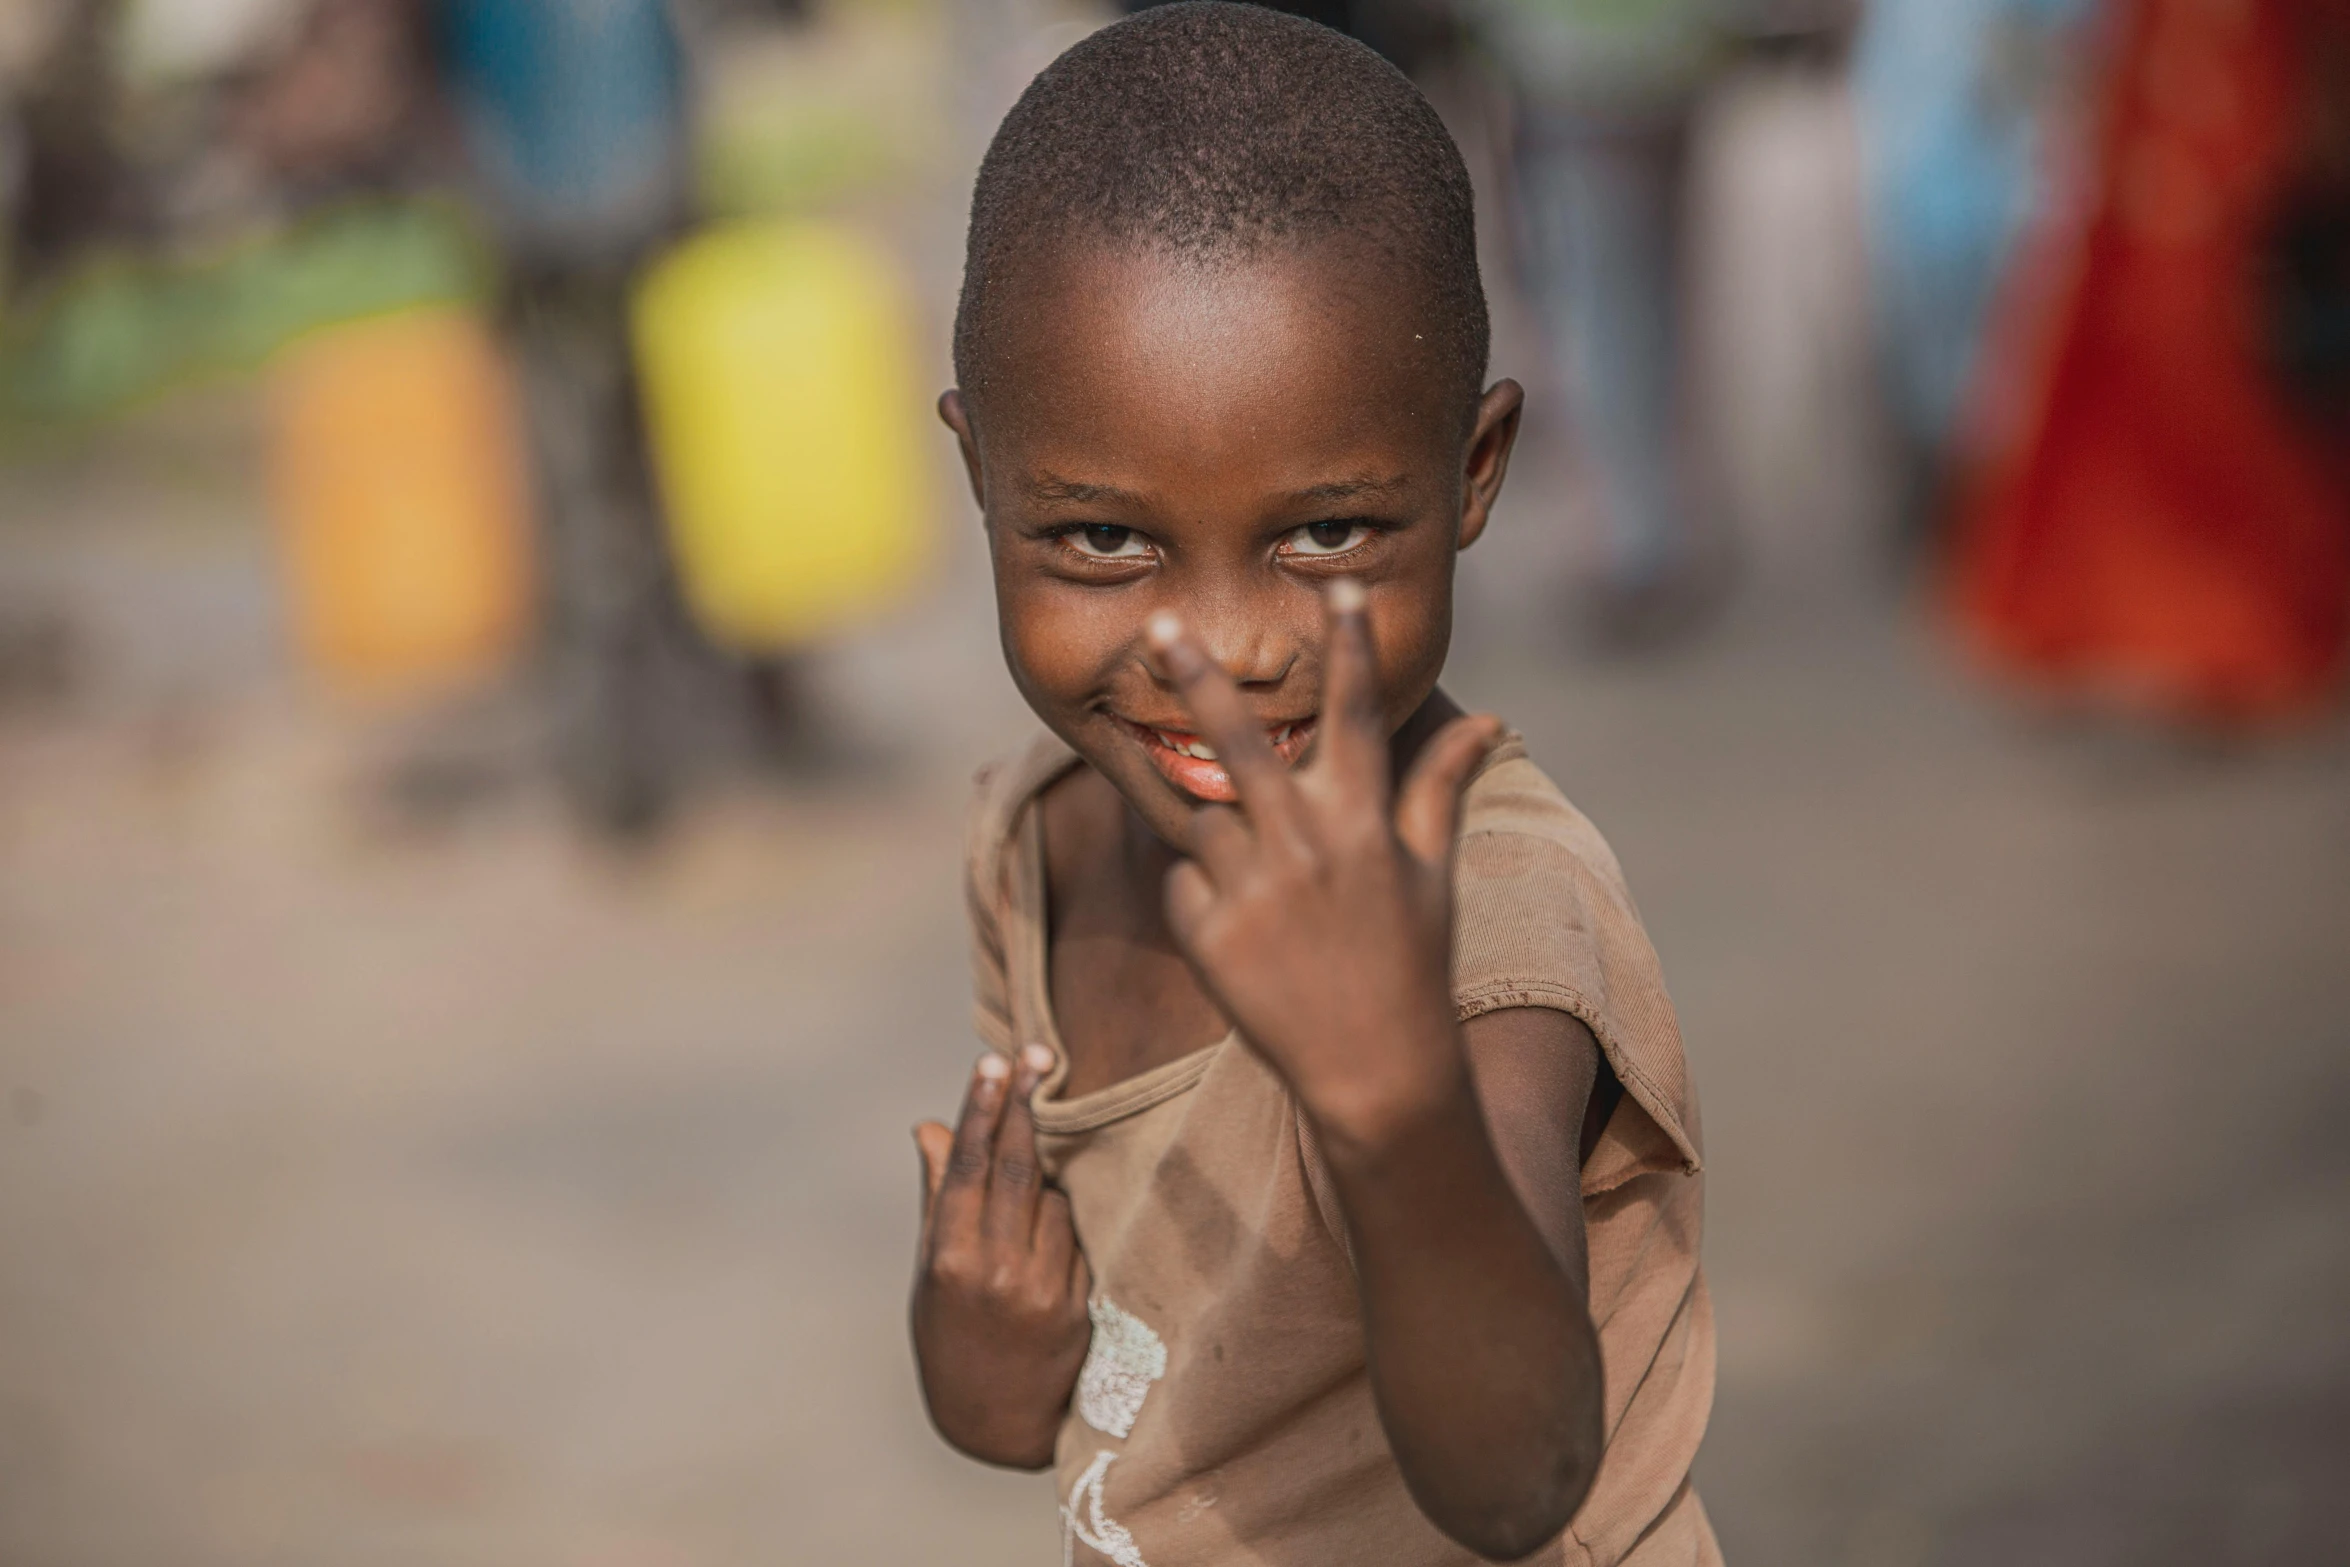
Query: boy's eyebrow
1020 472 1411 508
1025 473 1149 507
1280 475 1410 506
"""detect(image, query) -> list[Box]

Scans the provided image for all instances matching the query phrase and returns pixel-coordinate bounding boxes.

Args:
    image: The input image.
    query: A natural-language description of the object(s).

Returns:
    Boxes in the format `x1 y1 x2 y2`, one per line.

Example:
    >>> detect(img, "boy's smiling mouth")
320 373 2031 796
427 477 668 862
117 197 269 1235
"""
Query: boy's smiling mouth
1112 713 1317 803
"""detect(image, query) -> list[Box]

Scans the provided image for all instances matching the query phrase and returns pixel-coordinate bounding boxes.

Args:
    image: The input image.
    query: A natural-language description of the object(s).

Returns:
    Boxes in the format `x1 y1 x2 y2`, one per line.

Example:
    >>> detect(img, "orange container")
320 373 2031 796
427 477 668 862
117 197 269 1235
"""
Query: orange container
267 307 535 694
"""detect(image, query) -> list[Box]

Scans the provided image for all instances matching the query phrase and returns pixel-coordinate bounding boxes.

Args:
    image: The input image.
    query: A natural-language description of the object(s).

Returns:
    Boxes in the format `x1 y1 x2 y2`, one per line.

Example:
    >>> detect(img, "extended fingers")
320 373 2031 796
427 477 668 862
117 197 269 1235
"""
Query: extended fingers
1315 578 1387 790
1145 612 1295 817
1395 712 1505 866
984 1043 1056 1244
931 1050 1010 1235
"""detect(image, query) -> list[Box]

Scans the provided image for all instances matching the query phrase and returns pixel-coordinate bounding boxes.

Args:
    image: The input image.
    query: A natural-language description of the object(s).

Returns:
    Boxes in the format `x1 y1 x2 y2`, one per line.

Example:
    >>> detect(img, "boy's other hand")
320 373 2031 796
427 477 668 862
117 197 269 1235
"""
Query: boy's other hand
1148 581 1502 1154
909 1044 1090 1470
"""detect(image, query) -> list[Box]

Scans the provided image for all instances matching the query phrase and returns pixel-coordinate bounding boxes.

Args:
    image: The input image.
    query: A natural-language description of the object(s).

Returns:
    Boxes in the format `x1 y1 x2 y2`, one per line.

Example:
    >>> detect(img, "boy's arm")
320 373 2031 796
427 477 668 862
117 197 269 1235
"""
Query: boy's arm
1319 1005 1605 1560
910 1044 1091 1469
1148 587 1604 1559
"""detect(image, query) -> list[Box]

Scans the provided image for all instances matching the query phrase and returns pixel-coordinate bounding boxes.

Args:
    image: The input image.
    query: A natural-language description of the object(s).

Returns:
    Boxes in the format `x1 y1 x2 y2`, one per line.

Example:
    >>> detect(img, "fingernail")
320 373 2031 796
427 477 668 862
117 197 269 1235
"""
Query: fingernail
976 1052 1010 1082
1328 577 1367 614
1146 613 1203 677
1020 1042 1054 1073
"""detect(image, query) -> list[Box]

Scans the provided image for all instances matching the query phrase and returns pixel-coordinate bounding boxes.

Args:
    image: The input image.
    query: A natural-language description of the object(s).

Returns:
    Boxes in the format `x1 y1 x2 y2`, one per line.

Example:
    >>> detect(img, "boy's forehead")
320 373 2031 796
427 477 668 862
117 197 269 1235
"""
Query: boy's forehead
1011 466 1416 516
976 241 1458 473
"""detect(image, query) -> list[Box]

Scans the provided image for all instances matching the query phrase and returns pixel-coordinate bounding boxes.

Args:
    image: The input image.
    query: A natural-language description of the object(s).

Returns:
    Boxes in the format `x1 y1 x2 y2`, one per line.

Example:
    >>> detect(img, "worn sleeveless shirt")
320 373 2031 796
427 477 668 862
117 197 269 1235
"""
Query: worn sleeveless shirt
963 730 1719 1566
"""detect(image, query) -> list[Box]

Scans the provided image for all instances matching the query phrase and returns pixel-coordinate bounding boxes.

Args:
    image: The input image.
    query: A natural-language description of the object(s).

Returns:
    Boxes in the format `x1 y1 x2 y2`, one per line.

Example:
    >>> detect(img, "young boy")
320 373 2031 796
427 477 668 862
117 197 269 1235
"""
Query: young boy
910 7 1715 1563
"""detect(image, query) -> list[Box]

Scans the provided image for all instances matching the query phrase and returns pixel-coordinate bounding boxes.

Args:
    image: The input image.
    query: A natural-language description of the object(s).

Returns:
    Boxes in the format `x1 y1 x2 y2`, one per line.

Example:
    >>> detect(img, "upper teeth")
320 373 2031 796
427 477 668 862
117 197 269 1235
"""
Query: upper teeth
1154 724 1299 759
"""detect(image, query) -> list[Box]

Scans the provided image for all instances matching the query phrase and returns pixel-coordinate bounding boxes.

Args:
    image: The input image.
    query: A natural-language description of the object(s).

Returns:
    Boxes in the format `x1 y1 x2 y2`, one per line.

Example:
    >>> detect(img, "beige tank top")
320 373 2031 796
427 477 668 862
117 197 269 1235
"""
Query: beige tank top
964 730 1720 1567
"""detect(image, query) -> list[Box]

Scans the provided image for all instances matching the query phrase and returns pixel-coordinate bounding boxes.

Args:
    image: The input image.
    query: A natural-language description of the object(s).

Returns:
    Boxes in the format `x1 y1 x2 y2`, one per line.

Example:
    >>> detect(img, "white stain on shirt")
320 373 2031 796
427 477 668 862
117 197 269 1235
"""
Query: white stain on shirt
1062 1296 1166 1567
1075 1295 1166 1440
1064 1449 1149 1567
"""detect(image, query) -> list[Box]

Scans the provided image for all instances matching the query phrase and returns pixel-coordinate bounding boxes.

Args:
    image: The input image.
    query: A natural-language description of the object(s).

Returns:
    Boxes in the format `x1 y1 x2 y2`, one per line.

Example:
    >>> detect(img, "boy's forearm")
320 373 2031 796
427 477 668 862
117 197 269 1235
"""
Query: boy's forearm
1316 1068 1605 1561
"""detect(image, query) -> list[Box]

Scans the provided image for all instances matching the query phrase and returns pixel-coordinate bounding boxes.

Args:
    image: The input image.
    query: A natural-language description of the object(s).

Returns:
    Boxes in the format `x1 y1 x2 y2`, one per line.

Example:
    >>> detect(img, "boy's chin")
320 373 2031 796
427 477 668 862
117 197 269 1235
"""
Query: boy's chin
1112 763 1217 848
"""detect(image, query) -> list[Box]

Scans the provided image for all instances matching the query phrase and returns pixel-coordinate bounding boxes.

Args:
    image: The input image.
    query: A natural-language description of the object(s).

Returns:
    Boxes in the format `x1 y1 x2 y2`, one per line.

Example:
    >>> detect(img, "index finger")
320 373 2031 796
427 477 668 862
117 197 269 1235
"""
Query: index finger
933 1051 1011 1234
1144 612 1297 824
984 1043 1054 1244
1314 577 1387 794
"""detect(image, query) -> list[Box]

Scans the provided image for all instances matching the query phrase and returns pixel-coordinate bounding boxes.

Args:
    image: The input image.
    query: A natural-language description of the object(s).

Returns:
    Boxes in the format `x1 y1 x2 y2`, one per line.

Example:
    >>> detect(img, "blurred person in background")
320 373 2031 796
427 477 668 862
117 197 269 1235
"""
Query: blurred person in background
1949 0 2350 722
439 0 853 833
120 0 690 828
0 0 96 702
232 0 448 203
3 0 878 833
435 0 699 832
3 0 456 302
1460 0 1733 648
1852 0 2096 544
2265 17 2350 455
1 0 131 295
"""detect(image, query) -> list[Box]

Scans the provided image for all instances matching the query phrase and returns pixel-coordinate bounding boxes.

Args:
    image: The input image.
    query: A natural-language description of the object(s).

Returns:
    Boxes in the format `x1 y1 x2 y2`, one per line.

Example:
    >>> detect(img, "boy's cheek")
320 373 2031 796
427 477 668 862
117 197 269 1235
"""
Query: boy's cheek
999 597 1160 747
999 598 1112 707
1368 596 1452 727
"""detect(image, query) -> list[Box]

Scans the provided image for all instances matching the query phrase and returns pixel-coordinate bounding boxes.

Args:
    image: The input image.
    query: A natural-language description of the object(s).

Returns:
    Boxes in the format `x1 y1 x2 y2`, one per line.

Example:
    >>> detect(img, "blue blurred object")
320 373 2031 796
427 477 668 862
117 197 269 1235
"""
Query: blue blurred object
1852 0 2095 457
436 0 688 265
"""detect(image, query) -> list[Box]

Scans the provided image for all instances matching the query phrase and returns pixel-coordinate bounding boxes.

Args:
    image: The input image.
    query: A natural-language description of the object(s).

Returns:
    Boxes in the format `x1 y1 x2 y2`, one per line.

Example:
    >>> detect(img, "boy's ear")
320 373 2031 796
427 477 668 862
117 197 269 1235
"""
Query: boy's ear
938 390 986 510
1456 379 1524 553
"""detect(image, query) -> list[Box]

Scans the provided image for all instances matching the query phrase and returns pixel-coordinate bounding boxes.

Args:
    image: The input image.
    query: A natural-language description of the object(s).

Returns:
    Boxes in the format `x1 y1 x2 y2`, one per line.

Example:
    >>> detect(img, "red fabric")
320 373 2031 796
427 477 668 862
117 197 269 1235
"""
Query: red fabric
1951 0 2350 720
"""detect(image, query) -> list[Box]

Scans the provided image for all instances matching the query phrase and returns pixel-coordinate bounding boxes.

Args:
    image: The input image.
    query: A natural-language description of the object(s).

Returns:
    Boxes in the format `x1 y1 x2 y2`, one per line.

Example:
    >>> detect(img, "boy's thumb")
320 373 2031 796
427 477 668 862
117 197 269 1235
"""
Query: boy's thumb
913 1121 954 1212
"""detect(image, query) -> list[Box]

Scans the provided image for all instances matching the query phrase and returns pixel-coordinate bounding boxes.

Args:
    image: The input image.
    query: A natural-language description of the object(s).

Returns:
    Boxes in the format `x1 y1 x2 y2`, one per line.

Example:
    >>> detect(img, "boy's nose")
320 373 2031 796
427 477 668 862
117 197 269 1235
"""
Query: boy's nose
1185 608 1297 690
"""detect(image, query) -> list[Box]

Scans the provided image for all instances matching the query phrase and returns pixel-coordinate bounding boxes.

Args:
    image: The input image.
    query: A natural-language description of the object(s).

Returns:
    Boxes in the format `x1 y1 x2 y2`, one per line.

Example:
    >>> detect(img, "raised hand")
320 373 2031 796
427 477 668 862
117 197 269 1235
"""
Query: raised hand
1147 579 1502 1151
910 1044 1091 1468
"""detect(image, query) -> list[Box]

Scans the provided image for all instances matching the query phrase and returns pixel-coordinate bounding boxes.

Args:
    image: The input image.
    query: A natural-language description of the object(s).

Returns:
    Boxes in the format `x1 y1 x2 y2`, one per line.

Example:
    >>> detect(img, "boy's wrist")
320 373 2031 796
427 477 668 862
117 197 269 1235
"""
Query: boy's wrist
1296 1018 1476 1170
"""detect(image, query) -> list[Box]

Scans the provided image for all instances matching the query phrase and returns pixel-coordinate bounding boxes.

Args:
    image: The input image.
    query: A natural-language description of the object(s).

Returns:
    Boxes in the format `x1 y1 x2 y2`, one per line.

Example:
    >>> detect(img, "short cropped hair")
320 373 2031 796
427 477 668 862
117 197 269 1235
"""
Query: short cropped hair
952 1 1488 413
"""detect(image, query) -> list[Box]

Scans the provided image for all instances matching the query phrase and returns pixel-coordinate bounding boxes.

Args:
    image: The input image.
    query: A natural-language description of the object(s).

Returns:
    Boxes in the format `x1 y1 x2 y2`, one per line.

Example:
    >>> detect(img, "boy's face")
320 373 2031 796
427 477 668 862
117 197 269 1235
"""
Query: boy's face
944 240 1521 850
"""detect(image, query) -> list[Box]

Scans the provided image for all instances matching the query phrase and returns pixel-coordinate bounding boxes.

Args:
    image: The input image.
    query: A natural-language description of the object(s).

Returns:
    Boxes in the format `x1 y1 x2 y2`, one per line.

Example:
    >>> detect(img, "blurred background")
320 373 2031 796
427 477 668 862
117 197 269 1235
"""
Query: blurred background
0 0 2345 1562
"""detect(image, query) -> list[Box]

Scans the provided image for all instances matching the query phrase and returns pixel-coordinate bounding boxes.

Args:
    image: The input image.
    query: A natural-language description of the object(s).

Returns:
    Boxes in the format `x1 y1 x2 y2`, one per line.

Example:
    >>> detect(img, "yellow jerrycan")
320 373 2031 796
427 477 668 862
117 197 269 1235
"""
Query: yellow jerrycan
267 306 535 694
630 220 928 652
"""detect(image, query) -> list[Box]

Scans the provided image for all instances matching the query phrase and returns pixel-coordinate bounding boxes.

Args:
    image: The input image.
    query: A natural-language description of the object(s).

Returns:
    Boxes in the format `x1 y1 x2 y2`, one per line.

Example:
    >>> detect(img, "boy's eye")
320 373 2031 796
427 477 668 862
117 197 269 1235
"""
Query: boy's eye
1281 520 1372 558
1065 524 1153 560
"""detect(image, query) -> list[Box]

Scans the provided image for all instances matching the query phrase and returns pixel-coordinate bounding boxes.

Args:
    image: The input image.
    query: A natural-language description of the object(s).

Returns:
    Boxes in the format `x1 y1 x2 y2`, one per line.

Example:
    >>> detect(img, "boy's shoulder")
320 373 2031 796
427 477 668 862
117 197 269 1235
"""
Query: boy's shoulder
1445 730 1648 1006
1453 733 1703 1178
964 729 1080 888
1457 732 1632 887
